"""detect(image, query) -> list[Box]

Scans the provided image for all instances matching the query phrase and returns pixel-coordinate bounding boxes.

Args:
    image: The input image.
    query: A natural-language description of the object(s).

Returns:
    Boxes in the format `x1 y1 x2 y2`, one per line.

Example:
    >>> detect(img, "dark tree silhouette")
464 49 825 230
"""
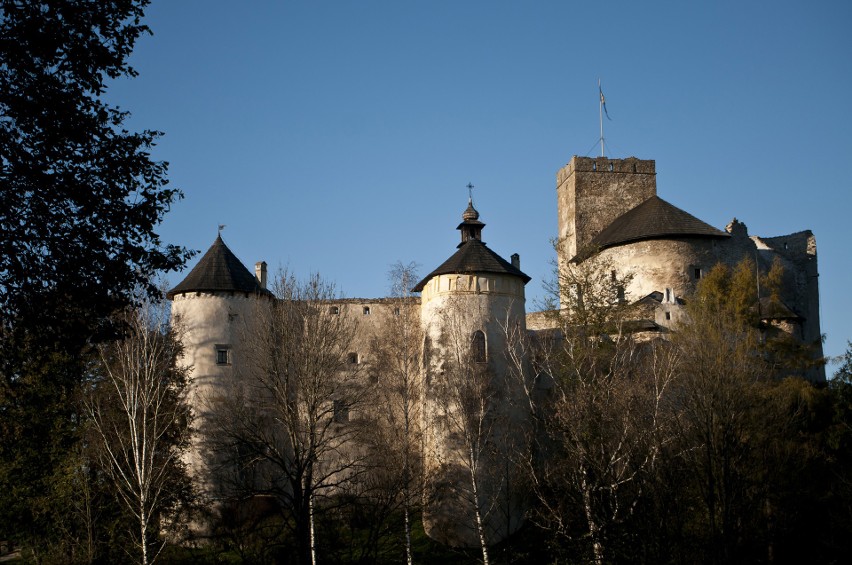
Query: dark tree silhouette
0 1 191 556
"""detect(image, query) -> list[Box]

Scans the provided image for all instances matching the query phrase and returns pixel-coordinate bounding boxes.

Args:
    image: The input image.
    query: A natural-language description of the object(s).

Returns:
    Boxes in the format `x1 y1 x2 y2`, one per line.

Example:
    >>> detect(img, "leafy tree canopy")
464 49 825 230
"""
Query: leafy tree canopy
0 0 192 341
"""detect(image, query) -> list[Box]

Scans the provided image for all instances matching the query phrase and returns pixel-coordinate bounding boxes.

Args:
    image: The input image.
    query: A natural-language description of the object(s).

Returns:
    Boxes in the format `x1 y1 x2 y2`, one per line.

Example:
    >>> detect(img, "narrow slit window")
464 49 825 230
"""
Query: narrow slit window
333 400 349 424
472 330 487 364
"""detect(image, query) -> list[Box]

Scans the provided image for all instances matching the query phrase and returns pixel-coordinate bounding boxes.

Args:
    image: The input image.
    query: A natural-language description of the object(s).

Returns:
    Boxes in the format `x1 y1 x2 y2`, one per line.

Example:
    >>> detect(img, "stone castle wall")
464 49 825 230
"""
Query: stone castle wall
557 156 656 259
419 272 528 547
171 291 272 500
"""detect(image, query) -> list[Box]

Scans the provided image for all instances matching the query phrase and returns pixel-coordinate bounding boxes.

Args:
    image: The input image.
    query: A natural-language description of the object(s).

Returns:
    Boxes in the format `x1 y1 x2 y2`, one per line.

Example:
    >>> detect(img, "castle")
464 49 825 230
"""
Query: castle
167 155 823 546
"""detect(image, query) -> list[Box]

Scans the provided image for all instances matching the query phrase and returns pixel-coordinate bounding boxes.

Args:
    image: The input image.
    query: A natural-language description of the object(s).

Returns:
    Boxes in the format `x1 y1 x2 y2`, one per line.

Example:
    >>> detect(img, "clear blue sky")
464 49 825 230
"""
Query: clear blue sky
106 0 852 371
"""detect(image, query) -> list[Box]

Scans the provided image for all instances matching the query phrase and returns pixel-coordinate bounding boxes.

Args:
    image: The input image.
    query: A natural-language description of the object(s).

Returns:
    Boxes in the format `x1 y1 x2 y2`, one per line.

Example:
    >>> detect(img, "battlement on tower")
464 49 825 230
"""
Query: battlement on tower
556 156 656 185
557 156 657 259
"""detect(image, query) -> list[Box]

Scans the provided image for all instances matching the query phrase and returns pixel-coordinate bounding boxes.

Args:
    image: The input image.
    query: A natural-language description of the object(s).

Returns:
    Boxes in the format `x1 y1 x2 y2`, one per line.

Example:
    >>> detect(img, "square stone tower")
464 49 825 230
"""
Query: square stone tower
556 156 656 260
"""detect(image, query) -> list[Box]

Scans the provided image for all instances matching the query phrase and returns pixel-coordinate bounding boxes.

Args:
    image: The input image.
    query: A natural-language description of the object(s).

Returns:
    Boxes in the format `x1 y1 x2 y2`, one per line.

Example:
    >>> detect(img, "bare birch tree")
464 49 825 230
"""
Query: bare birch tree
208 271 364 565
424 297 520 565
529 255 678 564
88 298 193 565
367 261 423 565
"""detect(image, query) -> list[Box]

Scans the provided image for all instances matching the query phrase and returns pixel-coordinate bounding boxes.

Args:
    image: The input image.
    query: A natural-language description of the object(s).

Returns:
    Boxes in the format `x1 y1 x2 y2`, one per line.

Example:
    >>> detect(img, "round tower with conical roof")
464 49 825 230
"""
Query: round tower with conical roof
414 200 531 547
167 235 272 503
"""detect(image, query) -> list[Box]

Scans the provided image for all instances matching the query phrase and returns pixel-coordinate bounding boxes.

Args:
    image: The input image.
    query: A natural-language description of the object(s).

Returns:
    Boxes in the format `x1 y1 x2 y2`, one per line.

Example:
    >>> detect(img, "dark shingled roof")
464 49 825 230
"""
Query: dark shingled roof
575 195 729 261
412 238 531 292
167 235 271 299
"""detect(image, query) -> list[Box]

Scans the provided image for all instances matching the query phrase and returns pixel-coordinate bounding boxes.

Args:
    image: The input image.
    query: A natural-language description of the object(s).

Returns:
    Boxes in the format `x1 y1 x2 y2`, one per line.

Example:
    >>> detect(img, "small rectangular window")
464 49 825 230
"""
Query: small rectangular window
393 307 400 316
665 311 671 321
215 346 231 365
348 352 359 364
330 305 340 315
694 268 702 280
363 306 371 315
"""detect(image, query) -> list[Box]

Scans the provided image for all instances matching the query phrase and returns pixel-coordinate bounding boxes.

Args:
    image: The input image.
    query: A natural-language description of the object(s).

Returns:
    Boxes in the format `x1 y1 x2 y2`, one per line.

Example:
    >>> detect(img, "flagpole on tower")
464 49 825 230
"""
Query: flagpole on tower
598 78 605 157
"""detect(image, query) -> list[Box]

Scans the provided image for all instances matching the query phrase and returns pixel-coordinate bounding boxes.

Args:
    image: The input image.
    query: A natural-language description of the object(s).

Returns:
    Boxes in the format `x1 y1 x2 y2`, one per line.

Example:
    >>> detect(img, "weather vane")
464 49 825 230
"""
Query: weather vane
218 224 226 235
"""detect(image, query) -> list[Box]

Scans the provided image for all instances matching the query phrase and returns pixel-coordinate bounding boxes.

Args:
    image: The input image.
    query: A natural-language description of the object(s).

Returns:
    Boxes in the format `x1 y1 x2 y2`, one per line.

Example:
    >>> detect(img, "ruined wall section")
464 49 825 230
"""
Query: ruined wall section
752 230 823 376
589 218 824 380
556 156 656 260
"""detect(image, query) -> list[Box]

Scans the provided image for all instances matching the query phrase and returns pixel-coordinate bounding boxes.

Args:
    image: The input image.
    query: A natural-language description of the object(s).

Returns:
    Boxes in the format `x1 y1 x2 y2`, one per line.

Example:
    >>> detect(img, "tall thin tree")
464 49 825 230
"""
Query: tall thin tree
88 298 193 565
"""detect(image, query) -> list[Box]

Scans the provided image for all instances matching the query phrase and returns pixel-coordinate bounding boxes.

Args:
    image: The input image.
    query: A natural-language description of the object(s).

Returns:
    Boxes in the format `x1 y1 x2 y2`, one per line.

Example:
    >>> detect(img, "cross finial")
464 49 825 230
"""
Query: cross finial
466 182 474 201
218 224 226 235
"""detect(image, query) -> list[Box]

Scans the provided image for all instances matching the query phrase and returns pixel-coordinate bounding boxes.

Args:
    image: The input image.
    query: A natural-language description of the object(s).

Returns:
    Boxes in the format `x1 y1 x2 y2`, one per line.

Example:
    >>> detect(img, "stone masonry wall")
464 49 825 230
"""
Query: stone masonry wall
556 156 656 259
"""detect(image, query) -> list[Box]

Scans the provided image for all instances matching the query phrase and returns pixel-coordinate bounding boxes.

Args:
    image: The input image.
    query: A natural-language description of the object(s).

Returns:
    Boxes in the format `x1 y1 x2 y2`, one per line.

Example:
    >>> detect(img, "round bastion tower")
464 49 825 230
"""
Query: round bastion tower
167 235 272 506
413 200 532 547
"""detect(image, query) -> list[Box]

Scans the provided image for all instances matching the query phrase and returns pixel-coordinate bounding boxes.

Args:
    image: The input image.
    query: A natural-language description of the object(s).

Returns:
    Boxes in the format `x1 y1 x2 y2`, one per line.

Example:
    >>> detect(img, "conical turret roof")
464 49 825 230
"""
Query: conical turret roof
167 235 270 299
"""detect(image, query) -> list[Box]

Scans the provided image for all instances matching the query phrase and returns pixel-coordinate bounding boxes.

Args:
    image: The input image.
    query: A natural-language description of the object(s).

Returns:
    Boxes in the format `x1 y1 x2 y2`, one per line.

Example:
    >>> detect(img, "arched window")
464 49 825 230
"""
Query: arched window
471 330 486 364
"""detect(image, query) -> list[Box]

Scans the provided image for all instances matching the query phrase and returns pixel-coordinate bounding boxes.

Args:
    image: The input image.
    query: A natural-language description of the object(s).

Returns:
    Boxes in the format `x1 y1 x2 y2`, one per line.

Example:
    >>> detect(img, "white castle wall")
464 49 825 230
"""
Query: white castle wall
172 291 271 500
419 272 529 547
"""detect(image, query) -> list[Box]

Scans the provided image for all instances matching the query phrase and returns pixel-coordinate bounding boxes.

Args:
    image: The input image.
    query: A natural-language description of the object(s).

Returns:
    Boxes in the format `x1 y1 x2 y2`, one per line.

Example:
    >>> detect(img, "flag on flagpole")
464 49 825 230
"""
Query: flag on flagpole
599 83 611 120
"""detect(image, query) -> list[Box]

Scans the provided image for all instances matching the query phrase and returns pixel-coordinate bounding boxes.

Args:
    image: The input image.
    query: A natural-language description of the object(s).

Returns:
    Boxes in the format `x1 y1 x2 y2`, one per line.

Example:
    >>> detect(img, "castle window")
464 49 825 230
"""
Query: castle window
348 352 359 365
694 267 702 280
472 330 487 364
215 345 231 365
393 307 400 316
363 306 371 315
609 162 614 171
330 305 340 315
665 311 671 321
333 400 349 424
665 288 672 303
